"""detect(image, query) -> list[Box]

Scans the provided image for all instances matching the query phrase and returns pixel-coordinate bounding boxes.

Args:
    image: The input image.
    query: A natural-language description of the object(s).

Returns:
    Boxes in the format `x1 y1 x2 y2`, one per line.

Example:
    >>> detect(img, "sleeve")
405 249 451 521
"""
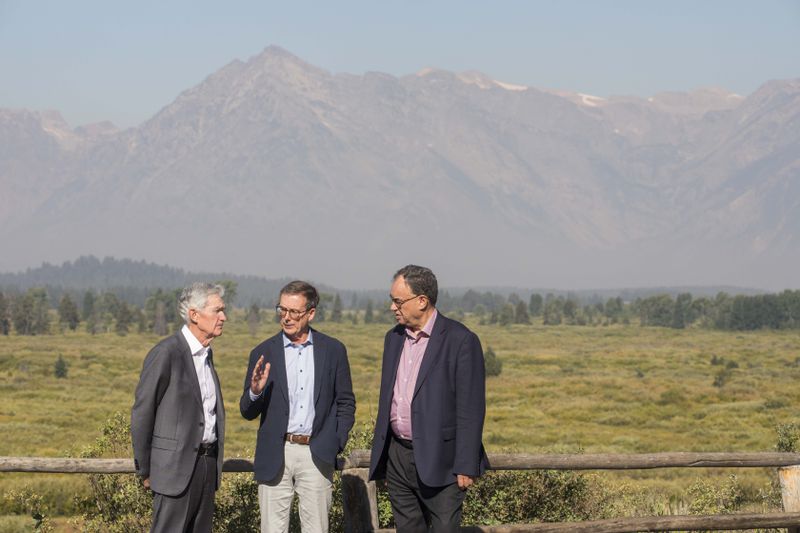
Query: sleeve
453 330 486 477
334 343 356 452
130 343 172 480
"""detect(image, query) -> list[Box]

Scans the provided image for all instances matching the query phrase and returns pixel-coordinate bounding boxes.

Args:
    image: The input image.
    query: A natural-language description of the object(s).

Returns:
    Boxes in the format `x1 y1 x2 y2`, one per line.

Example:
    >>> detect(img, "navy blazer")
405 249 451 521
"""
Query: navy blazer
240 328 356 483
369 313 489 487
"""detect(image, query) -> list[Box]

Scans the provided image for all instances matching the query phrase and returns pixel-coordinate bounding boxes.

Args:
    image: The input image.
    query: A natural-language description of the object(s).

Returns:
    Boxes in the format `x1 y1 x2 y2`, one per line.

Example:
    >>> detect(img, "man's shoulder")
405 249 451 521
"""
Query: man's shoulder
384 324 405 339
149 331 184 354
310 328 346 351
251 331 283 354
438 314 477 339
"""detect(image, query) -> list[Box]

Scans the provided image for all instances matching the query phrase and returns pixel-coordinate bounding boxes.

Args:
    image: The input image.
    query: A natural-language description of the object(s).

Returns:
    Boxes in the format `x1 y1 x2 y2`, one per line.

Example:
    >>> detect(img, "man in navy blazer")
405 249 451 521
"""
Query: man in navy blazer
240 280 355 533
369 265 489 532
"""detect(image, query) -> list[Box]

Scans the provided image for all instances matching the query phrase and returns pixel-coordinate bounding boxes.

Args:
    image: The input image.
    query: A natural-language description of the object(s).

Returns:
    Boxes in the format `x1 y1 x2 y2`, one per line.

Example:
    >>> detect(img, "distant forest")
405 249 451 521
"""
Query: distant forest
0 257 797 336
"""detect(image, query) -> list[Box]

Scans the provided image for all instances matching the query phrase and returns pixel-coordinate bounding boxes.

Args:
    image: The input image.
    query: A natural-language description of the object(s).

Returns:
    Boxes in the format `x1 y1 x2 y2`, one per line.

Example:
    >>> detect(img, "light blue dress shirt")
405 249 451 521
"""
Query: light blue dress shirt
283 331 315 435
248 331 316 435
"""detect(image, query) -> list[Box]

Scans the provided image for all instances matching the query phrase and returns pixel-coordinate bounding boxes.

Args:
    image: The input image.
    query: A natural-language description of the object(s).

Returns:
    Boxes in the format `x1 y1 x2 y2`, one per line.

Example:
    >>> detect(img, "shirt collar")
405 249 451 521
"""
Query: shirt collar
283 329 314 348
406 309 438 340
181 324 208 357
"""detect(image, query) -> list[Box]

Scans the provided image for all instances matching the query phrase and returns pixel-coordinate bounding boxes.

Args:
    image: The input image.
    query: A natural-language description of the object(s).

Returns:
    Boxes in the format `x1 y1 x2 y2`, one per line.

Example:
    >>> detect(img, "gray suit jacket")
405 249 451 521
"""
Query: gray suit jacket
131 331 225 496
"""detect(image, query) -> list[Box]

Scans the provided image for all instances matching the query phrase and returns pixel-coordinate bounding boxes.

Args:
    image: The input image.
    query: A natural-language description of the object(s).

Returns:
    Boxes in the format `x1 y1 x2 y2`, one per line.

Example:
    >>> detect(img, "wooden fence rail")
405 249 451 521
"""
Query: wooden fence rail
3 452 800 532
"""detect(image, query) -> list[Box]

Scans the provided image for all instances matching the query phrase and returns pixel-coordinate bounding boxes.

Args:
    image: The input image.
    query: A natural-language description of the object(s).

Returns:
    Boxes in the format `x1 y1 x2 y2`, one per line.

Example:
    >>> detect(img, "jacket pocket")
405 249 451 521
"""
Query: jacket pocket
151 435 178 451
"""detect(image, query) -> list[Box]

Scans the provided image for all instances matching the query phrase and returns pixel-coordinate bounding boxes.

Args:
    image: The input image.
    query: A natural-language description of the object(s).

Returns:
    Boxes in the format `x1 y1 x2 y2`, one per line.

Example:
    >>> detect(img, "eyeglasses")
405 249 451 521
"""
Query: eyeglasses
275 305 310 320
390 294 422 308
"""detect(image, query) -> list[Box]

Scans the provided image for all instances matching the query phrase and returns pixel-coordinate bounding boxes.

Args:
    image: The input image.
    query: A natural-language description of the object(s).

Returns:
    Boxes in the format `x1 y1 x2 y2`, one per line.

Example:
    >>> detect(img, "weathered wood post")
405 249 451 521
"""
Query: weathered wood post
779 465 800 533
341 452 379 532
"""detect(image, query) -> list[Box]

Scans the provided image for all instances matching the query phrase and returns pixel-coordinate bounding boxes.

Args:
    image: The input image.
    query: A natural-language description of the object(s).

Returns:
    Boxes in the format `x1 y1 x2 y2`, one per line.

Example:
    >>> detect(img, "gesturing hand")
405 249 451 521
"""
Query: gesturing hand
250 355 271 396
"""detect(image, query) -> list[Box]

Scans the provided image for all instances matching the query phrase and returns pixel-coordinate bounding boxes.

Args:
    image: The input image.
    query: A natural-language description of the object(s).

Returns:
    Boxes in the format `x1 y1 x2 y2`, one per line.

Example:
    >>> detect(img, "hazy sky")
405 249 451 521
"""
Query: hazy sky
1 0 798 129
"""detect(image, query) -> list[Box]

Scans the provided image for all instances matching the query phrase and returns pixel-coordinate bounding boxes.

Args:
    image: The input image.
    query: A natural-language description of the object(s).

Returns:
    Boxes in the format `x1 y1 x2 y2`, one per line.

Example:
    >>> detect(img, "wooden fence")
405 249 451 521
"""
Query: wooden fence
4 452 800 532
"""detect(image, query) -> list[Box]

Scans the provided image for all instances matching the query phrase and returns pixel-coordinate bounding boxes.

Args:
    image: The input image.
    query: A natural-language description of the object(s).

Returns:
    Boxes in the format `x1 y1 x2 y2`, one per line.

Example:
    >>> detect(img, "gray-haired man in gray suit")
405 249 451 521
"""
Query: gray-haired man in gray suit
131 282 228 533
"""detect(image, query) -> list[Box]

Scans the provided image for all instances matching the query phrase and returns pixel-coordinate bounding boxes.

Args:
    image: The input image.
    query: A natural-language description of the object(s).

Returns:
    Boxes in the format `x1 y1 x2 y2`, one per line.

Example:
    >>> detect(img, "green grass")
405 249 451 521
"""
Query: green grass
2 314 799 517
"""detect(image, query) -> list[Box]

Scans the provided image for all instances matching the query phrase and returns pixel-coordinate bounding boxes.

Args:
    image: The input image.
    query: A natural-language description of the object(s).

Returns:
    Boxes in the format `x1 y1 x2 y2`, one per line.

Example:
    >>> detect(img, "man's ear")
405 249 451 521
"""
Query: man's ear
307 307 317 322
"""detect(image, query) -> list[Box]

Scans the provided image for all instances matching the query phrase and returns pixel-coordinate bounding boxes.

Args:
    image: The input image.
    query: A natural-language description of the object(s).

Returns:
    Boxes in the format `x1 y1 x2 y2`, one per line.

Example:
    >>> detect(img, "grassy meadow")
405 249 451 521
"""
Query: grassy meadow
2 311 800 524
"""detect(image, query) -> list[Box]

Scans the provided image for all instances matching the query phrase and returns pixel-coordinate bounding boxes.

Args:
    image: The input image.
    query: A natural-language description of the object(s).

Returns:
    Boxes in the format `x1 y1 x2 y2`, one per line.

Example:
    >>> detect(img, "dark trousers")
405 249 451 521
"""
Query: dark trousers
151 454 217 533
386 436 465 533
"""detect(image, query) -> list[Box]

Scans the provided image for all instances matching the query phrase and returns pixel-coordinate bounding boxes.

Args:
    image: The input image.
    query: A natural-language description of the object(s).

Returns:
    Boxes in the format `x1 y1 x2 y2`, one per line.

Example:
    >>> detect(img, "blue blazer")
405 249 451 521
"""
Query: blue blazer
240 328 356 483
369 313 489 487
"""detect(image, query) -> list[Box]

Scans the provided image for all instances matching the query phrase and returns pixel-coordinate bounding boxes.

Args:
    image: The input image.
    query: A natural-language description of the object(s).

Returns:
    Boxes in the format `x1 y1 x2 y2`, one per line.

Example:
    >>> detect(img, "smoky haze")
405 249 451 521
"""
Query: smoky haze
0 46 798 290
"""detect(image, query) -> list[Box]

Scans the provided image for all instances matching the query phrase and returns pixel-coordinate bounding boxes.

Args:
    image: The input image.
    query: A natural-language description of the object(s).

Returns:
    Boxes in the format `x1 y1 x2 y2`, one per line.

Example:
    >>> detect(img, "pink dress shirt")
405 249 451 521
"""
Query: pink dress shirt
390 310 438 440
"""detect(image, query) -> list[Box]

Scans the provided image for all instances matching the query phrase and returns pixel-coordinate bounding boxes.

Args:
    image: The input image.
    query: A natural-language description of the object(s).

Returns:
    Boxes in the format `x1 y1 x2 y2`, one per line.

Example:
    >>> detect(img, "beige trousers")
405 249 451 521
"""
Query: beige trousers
258 442 335 533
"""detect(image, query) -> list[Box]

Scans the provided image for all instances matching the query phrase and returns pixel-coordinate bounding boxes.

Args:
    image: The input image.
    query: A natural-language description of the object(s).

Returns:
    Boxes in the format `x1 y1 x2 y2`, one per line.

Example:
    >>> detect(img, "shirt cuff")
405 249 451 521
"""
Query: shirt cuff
248 388 262 402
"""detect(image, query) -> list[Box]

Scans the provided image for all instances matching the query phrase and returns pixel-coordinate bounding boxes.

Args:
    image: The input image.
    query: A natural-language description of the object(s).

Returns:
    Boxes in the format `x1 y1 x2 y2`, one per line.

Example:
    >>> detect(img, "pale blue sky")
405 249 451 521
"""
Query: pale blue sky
1 0 798 128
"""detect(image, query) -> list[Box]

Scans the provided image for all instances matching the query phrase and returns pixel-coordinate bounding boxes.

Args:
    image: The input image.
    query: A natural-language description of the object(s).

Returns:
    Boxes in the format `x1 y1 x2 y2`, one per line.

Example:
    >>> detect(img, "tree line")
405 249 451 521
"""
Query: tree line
0 286 798 336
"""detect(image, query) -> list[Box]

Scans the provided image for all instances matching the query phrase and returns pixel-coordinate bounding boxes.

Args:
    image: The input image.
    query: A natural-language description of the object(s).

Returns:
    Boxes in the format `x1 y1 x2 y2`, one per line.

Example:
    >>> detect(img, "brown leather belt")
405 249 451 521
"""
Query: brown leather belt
285 433 311 445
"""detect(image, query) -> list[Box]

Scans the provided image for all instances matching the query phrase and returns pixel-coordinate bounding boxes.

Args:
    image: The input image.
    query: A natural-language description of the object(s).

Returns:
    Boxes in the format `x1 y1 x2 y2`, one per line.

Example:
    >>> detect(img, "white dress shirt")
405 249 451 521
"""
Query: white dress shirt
181 325 218 444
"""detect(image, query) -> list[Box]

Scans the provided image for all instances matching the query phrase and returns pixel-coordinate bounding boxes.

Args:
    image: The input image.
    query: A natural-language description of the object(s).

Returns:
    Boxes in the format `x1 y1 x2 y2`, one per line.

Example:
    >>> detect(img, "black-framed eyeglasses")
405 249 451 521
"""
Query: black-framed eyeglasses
390 294 422 308
275 305 310 320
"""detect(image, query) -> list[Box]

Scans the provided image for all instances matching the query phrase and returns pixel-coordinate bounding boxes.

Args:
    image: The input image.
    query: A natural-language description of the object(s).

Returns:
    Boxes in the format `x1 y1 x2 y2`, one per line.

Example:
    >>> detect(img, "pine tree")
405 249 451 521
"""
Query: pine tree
498 303 515 326
246 303 261 336
82 291 96 321
331 294 343 323
484 346 502 377
528 293 543 316
58 293 81 331
514 300 531 324
364 300 374 324
30 288 51 335
0 291 10 335
114 302 133 336
54 354 68 379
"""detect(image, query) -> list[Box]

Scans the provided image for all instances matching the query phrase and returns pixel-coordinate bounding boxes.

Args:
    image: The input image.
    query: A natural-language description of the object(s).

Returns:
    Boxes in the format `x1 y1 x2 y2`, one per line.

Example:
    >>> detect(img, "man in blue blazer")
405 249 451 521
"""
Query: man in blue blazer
240 280 355 533
369 265 489 532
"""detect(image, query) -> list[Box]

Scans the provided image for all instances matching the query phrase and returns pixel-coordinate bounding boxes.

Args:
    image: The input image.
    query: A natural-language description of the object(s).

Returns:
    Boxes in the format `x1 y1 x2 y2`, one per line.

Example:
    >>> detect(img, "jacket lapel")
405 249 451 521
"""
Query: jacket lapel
269 332 289 403
312 329 325 406
413 313 447 398
386 326 405 399
178 332 204 408
207 348 225 428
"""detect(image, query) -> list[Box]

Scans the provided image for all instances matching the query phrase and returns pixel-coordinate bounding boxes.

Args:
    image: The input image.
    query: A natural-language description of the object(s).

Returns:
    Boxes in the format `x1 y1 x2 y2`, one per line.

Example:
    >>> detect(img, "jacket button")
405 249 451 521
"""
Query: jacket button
199 422 204 426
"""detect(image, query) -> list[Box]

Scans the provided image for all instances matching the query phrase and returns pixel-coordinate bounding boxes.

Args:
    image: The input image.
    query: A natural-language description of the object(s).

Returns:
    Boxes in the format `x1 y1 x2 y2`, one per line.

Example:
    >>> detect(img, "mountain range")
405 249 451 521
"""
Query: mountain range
1 46 797 290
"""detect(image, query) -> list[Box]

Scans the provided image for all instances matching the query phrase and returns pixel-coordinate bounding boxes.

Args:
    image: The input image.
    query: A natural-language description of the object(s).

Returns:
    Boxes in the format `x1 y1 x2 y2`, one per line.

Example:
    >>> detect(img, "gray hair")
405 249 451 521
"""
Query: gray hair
178 282 225 324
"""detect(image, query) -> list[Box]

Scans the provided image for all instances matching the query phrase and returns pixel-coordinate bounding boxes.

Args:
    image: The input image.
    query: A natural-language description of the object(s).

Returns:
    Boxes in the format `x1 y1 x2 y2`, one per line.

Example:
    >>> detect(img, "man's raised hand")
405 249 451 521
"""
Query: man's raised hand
250 355 271 396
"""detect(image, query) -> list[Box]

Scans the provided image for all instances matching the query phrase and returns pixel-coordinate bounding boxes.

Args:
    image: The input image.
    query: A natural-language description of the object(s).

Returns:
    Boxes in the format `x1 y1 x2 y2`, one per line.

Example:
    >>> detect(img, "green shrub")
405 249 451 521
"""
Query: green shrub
484 346 503 377
76 412 152 532
2 486 53 532
775 422 800 452
79 415 617 531
462 469 611 525
687 475 744 515
53 354 68 379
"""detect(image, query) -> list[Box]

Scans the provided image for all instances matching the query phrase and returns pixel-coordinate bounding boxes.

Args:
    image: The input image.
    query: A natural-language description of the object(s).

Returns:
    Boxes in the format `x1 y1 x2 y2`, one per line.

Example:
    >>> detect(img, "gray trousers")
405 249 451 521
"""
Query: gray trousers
151 454 217 533
386 436 465 533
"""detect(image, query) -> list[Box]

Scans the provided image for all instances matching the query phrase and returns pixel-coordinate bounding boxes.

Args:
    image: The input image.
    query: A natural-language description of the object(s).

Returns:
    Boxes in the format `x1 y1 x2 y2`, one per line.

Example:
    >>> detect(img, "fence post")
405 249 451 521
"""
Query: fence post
779 465 800 533
341 467 378 532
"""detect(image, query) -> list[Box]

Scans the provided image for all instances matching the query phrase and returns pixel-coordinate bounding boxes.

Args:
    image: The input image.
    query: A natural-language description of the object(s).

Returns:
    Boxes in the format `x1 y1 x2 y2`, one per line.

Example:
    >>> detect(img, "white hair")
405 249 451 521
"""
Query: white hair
178 282 225 324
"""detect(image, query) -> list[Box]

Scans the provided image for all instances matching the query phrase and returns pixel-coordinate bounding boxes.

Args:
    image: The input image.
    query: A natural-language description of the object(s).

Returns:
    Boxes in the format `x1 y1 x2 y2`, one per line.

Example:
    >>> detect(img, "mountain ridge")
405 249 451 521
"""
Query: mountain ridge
0 46 797 290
